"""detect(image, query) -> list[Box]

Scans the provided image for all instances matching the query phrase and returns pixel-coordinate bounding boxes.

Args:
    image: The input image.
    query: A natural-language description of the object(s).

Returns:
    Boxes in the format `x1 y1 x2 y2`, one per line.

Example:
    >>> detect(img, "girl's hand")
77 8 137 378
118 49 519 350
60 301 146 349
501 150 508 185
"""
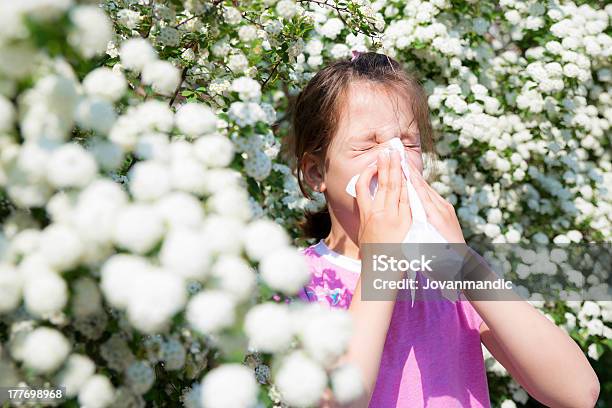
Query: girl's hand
405 159 466 244
356 149 412 245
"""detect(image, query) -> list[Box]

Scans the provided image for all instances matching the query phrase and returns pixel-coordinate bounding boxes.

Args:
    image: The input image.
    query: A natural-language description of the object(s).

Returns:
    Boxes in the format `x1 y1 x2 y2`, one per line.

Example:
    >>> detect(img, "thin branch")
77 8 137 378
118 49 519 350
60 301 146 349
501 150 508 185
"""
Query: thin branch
261 59 282 91
169 67 188 107
298 0 349 26
174 15 198 28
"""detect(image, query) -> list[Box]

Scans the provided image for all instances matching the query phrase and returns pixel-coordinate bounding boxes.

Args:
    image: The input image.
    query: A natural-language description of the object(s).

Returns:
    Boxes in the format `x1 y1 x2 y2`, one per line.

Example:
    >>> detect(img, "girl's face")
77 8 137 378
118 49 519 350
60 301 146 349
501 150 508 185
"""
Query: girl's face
304 81 423 241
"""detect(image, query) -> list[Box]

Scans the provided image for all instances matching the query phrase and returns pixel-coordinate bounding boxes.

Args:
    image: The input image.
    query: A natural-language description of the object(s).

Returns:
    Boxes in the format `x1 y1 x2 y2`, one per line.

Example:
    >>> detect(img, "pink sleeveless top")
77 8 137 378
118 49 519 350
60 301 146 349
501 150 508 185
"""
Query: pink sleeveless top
297 239 491 408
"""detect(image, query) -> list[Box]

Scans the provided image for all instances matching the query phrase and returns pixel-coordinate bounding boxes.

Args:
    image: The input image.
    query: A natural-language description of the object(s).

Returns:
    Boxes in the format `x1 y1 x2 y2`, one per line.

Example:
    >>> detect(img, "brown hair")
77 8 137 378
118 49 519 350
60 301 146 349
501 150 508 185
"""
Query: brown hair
287 52 437 241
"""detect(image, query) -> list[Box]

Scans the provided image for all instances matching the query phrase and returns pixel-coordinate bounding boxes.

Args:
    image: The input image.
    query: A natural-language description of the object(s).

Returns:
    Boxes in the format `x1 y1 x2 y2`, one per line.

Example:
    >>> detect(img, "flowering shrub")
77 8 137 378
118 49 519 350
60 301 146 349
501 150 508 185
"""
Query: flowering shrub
0 0 609 407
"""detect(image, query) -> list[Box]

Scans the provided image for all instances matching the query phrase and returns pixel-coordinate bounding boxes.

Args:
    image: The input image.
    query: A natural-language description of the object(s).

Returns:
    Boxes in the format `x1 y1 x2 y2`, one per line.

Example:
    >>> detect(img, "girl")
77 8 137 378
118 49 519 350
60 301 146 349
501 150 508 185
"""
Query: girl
289 52 599 407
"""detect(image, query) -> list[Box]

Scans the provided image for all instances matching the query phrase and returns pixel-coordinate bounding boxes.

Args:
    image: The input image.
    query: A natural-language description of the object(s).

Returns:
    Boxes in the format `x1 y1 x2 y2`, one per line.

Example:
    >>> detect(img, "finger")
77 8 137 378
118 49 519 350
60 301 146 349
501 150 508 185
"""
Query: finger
355 163 378 216
407 161 438 217
407 159 448 214
385 150 402 214
399 171 412 223
372 150 389 213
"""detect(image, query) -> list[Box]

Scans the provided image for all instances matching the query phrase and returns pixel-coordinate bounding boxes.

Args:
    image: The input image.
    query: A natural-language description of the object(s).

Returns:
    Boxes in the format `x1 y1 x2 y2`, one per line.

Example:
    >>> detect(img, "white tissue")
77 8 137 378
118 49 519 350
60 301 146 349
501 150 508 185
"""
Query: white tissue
345 137 461 304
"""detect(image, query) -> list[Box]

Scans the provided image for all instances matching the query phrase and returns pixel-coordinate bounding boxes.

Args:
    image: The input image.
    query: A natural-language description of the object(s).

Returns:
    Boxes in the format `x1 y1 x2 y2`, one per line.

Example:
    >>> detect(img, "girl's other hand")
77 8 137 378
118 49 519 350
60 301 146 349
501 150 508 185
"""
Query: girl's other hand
406 158 466 244
356 149 412 245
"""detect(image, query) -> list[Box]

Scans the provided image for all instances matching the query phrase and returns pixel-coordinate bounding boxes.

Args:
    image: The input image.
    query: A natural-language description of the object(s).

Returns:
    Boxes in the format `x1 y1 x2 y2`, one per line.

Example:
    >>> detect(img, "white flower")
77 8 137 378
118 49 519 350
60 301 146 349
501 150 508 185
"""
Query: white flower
78 374 115 408
294 304 353 366
170 157 208 195
227 53 249 73
186 290 236 334
500 400 517 408
127 268 186 333
100 254 151 309
160 227 212 279
202 168 244 194
82 67 127 102
0 264 22 312
243 218 290 261
154 191 204 229
120 38 157 72
23 271 68 317
563 63 581 78
200 214 245 255
22 327 71 374
582 301 601 318
111 203 165 254
208 187 253 220
275 351 327 408
244 150 272 181
307 55 323 67
330 364 364 404
193 134 235 168
276 0 298 19
567 230 583 242
484 223 501 238
330 43 350 59
244 303 293 353
175 103 217 137
46 143 98 188
210 255 255 301
320 18 344 39
75 97 116 134
305 39 323 55
238 25 258 42
38 223 83 271
444 94 468 114
516 88 544 113
587 343 602 360
128 160 171 201
222 6 242 25
142 60 181 96
259 247 310 294
88 137 124 170
68 6 112 58
135 132 170 161
117 8 141 29
73 179 127 244
200 364 258 408
228 102 267 127
231 76 262 102
55 354 96 397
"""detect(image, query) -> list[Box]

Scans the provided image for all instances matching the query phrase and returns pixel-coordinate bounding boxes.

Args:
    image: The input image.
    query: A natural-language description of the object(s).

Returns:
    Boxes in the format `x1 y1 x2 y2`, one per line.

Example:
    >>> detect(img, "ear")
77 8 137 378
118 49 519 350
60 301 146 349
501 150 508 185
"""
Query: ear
301 152 327 193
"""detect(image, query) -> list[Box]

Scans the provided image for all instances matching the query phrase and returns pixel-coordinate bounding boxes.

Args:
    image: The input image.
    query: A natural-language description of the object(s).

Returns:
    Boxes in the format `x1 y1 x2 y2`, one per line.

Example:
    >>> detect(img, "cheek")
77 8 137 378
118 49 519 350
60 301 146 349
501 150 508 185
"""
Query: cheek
405 150 424 174
323 158 367 203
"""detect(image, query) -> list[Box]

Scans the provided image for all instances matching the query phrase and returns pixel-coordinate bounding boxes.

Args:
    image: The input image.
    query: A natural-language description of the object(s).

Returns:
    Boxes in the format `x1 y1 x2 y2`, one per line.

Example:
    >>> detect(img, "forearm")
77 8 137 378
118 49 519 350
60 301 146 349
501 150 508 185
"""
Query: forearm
462 253 599 407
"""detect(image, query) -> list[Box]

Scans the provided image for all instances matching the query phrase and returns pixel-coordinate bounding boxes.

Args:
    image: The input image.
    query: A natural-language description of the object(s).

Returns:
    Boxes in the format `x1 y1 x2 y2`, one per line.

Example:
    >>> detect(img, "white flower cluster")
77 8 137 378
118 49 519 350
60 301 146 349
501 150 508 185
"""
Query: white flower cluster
120 38 181 96
243 302 363 407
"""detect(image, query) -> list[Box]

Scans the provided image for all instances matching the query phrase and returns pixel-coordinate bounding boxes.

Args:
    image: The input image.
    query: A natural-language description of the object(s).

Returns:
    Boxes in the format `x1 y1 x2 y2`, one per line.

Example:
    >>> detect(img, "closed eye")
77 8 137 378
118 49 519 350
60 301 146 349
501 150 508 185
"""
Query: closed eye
404 143 421 149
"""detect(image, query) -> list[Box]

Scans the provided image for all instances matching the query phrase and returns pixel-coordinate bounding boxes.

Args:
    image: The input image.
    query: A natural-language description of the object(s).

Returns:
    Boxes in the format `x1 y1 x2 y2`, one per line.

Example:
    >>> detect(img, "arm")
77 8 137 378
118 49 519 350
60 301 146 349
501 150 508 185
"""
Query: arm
404 162 600 408
465 266 600 408
319 149 411 407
